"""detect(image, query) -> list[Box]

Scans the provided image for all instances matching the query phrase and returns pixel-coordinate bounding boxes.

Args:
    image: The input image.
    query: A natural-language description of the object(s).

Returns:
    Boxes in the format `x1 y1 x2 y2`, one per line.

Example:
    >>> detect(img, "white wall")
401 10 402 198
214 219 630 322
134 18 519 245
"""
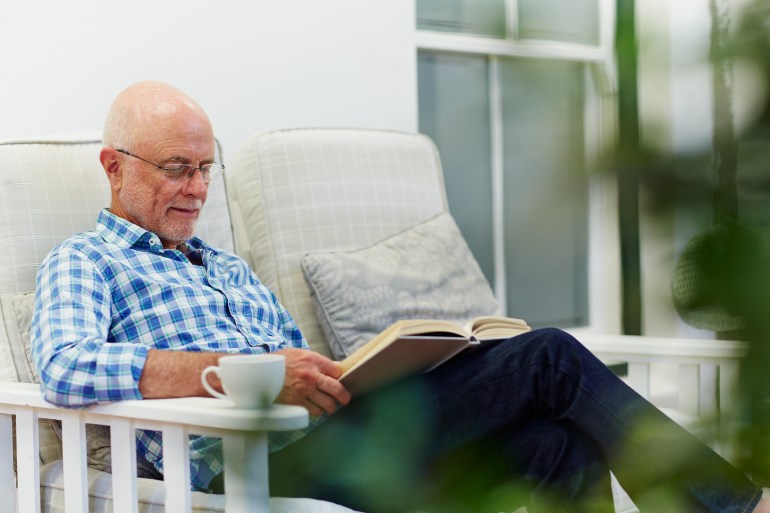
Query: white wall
0 0 417 156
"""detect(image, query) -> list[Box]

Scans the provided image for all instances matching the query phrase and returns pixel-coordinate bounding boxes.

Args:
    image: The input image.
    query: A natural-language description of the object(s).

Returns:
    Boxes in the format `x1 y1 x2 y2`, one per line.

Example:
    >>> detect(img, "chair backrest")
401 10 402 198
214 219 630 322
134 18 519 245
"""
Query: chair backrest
228 128 449 356
0 133 235 295
0 133 235 473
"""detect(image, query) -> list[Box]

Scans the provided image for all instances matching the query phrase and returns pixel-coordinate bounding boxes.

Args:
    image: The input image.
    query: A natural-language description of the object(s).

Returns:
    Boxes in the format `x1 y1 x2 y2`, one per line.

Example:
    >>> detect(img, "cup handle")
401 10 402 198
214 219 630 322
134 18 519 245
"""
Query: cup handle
201 366 228 400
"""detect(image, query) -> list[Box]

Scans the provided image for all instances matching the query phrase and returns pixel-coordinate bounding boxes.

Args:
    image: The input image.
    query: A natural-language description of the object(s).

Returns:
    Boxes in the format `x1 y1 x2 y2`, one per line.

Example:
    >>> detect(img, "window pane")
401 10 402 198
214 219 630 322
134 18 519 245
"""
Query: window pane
501 59 589 326
418 52 495 286
518 0 599 45
417 0 506 38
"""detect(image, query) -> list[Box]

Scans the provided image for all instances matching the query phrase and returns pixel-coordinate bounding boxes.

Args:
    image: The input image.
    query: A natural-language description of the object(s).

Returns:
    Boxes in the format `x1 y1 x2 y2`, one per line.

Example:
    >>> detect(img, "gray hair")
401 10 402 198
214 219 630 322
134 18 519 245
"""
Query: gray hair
102 98 137 153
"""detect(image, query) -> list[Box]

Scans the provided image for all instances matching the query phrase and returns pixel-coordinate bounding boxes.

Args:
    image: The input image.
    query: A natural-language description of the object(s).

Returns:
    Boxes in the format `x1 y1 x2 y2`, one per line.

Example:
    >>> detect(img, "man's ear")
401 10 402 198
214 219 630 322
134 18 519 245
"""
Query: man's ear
99 147 123 192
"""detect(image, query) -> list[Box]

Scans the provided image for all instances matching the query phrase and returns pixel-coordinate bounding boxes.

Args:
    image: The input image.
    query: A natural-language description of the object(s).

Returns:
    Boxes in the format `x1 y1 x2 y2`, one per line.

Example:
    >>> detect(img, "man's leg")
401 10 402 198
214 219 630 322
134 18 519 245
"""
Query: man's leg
423 418 614 513
270 413 612 513
270 328 761 512
270 329 612 512
417 328 761 512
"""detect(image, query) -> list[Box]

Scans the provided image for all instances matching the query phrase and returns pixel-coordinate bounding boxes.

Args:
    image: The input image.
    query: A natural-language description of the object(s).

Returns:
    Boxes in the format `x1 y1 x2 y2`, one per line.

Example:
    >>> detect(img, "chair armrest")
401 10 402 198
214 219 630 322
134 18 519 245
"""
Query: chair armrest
0 381 308 432
0 381 308 513
572 332 747 362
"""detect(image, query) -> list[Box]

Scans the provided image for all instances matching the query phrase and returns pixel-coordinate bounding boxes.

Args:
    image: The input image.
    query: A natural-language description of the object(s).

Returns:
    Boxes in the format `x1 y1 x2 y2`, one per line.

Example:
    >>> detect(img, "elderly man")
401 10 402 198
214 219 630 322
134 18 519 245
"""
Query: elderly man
31 81 767 513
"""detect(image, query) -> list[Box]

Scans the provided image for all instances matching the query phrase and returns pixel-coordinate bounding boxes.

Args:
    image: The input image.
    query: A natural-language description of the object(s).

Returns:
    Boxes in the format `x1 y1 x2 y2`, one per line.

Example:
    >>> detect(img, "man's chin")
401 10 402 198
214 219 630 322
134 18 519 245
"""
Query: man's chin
158 226 196 247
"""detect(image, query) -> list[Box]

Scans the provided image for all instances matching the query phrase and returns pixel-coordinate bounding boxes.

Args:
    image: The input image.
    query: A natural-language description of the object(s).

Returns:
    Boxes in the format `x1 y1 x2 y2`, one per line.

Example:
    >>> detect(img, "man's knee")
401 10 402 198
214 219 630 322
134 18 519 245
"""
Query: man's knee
500 327 588 364
526 327 581 349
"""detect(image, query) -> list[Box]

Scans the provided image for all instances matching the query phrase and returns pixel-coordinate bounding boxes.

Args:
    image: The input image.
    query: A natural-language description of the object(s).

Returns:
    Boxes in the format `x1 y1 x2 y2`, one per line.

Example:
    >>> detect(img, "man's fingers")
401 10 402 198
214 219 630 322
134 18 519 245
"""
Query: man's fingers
317 373 351 407
274 348 350 416
308 389 339 416
299 397 327 418
284 387 337 417
315 357 344 379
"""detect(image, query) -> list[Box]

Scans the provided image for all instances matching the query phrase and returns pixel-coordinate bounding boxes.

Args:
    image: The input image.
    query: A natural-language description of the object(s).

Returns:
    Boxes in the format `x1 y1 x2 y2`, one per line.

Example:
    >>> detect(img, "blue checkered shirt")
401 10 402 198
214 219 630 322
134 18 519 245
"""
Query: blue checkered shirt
31 209 318 491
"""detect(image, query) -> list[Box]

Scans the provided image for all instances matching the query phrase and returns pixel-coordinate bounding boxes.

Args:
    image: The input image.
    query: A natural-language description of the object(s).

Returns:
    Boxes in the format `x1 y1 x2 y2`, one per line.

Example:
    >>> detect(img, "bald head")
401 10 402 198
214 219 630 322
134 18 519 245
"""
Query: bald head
99 82 216 249
103 81 213 153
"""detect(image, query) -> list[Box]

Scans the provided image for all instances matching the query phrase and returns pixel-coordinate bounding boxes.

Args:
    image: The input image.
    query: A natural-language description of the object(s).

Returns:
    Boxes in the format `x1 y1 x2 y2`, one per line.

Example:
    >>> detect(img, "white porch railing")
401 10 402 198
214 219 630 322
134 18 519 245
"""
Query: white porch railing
580 333 749 513
0 334 749 513
580 333 747 456
0 382 308 513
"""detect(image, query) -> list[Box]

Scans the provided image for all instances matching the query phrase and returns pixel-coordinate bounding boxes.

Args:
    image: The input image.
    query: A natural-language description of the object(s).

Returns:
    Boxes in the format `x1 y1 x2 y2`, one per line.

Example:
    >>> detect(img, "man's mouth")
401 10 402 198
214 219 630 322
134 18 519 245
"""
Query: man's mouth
168 205 201 216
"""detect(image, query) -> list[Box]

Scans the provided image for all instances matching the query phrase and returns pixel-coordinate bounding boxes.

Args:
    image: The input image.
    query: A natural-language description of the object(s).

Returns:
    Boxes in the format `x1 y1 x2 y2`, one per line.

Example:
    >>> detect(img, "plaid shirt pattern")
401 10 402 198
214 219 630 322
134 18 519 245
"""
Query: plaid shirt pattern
31 209 318 491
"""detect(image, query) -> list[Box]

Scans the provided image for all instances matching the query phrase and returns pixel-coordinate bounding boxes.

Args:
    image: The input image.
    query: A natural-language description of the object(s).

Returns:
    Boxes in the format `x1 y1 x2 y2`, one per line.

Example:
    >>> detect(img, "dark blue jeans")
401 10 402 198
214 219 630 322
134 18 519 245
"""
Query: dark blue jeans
269 328 761 513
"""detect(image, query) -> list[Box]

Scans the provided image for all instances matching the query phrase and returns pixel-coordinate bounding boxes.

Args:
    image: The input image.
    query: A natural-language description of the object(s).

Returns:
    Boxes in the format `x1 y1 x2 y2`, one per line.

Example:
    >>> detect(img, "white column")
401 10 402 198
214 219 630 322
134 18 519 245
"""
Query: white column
223 431 271 513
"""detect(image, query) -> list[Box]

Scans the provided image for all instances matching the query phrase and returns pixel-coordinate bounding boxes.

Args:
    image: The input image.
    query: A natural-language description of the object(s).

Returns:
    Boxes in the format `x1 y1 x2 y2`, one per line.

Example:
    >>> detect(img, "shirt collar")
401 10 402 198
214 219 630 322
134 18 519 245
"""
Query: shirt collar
95 209 210 253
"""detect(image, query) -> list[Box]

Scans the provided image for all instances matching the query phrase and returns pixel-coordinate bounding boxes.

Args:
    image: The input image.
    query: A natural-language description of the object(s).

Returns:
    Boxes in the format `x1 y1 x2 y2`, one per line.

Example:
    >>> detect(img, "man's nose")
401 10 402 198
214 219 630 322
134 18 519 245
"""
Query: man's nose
182 168 209 196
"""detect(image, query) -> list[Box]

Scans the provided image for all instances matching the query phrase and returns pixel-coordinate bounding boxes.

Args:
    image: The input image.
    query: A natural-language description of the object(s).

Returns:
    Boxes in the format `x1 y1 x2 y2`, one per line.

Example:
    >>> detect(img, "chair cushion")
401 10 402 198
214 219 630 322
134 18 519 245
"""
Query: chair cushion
39 460 361 513
302 213 499 360
229 128 449 357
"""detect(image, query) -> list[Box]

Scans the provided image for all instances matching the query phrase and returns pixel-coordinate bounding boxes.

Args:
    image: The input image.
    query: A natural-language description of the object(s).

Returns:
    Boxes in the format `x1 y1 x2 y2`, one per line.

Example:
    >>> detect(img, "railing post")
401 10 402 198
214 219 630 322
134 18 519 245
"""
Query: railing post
61 411 89 513
679 364 701 418
163 423 192 512
16 407 40 513
0 413 15 512
718 358 741 463
111 417 139 513
627 362 650 399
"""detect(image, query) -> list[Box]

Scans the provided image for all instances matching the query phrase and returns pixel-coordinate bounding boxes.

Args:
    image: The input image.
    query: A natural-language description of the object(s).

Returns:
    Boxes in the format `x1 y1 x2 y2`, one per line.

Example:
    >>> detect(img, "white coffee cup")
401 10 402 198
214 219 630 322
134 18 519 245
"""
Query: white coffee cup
201 354 285 408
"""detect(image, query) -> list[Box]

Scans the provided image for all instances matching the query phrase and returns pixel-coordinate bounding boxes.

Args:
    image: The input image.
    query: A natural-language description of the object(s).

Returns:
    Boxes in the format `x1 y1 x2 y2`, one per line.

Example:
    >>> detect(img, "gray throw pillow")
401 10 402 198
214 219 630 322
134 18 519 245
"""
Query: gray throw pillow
0 292 63 473
301 213 499 360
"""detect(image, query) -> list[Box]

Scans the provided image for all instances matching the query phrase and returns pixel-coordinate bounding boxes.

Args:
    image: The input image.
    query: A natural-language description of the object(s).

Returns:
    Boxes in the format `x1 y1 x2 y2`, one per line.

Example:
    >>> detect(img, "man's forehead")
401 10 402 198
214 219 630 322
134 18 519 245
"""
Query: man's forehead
135 104 213 143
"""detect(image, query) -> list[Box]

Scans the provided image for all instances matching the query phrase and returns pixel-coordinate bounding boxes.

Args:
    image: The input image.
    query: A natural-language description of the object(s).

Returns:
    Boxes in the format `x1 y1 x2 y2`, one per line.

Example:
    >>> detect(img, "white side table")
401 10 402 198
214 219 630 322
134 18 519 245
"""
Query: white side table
93 396 309 513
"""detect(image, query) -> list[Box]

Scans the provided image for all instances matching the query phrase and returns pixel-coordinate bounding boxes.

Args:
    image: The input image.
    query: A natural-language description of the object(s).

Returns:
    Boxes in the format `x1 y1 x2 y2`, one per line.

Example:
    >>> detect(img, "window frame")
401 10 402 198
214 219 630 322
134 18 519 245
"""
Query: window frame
416 0 621 333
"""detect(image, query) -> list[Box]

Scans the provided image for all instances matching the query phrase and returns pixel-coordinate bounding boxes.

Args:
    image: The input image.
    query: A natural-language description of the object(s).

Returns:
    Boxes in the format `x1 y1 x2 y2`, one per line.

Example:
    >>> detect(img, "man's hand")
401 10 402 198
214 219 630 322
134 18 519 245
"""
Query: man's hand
275 348 351 417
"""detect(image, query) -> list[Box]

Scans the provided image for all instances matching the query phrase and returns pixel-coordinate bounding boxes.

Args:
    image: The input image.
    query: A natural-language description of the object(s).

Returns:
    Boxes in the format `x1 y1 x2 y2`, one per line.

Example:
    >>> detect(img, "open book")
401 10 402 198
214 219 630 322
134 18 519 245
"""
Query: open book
338 316 531 396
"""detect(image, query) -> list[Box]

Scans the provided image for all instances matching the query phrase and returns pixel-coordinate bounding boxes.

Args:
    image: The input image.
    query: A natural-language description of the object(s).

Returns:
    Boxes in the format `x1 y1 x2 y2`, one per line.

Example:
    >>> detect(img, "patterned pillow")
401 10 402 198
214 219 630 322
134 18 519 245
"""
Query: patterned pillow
0 292 63 472
301 213 499 360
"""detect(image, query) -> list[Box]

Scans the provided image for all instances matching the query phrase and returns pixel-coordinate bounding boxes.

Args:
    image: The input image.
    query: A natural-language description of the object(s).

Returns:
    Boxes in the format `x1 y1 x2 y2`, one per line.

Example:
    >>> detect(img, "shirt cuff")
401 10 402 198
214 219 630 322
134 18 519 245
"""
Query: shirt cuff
93 343 149 402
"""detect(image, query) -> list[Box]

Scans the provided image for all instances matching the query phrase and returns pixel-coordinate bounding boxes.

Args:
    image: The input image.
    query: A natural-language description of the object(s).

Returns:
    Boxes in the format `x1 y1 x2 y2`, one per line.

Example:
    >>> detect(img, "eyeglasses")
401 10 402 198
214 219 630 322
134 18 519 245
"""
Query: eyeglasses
116 149 224 183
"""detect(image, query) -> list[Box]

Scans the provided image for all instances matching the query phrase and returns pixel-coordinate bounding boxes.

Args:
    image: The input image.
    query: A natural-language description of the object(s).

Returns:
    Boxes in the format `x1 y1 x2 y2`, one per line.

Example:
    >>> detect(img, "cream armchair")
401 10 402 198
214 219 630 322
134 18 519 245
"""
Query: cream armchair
0 135 356 513
226 127 748 513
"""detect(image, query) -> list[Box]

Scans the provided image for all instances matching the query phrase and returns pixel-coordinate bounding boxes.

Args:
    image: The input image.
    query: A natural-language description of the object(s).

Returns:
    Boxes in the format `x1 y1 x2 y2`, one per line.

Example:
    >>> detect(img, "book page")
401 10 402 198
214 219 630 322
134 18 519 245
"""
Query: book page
463 316 531 341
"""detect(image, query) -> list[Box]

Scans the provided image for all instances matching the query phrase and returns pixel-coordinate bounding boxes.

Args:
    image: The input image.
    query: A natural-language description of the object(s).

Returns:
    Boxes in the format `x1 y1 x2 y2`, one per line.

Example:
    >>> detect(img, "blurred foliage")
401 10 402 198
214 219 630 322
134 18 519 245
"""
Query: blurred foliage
627 0 770 487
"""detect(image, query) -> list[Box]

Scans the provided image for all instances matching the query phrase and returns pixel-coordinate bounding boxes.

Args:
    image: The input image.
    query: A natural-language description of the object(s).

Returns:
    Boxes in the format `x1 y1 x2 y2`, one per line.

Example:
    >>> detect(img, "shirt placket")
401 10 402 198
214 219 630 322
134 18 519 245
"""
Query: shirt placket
202 250 261 345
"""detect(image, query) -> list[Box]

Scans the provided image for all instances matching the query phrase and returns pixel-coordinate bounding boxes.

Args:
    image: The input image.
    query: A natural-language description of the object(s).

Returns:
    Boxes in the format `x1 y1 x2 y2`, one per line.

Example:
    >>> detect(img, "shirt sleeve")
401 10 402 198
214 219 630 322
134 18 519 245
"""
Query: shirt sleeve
31 246 149 407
